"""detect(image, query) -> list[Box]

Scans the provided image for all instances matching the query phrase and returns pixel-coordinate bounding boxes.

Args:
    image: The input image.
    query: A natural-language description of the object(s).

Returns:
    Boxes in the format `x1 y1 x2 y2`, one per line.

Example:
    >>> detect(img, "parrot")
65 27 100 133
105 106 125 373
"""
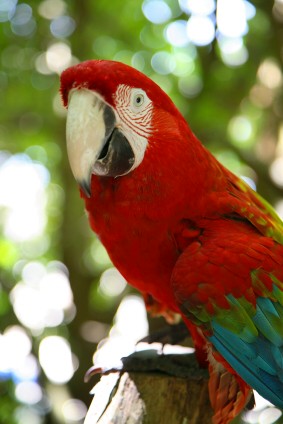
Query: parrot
60 59 283 424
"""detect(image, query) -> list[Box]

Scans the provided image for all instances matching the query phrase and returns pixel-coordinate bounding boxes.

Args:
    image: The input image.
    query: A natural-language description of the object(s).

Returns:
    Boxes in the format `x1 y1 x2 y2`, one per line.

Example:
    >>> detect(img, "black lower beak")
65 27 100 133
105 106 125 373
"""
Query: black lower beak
92 128 135 177
92 104 135 178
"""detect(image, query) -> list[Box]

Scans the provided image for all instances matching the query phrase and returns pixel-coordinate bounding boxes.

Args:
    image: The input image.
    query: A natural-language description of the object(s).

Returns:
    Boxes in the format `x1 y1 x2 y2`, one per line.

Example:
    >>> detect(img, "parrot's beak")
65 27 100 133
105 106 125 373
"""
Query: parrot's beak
66 88 135 197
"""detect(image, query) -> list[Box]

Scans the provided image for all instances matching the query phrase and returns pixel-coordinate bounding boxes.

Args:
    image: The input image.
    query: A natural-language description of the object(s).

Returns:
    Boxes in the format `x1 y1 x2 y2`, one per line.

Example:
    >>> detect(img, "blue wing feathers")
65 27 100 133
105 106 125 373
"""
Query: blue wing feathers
253 308 283 346
212 322 257 359
210 295 283 408
271 345 283 369
256 297 280 316
254 297 283 344
211 327 278 376
210 334 283 408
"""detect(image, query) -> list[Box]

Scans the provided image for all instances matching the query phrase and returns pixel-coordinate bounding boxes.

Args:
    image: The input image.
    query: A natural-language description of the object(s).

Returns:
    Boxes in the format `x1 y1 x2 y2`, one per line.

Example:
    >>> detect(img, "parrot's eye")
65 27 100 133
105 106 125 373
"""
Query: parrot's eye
129 88 150 113
133 93 144 107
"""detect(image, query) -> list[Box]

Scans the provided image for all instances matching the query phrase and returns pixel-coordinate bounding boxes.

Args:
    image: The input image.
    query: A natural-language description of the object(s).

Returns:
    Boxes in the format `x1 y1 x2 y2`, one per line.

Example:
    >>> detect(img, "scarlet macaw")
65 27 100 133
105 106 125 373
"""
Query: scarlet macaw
60 60 283 424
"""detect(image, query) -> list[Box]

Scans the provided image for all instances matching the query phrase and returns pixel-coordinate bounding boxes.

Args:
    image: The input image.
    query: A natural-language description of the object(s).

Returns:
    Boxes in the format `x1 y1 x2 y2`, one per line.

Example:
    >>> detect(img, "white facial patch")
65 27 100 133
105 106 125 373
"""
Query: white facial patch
113 84 153 171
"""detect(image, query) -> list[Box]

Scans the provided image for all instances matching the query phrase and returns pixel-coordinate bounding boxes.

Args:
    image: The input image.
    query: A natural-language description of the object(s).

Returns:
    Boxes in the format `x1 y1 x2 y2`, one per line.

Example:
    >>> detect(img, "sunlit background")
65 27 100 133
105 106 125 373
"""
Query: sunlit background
0 0 283 423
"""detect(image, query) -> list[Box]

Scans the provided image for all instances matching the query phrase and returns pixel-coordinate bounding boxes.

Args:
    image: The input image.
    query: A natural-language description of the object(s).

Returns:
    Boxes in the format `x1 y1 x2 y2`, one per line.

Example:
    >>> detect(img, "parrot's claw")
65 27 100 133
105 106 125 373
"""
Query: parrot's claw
84 362 123 382
84 365 102 382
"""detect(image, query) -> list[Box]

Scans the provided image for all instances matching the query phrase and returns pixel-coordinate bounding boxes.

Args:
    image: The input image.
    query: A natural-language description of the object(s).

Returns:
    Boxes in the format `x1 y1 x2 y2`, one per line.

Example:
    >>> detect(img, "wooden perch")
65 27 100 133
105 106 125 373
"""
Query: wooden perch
84 353 213 424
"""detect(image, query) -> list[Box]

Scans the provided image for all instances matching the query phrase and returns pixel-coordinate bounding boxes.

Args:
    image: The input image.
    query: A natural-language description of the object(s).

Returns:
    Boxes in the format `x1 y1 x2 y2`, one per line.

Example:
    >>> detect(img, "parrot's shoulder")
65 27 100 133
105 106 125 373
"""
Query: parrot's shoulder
222 169 283 244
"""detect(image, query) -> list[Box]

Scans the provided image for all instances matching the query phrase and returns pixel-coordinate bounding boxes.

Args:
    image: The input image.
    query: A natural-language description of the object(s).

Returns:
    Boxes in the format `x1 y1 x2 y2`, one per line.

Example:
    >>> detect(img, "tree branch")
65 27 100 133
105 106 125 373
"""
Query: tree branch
85 365 213 423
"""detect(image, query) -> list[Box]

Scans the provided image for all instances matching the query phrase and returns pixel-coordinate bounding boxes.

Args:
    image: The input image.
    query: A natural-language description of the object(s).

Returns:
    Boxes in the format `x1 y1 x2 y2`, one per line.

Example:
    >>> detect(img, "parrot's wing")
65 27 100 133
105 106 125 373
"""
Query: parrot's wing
223 170 283 244
171 218 283 409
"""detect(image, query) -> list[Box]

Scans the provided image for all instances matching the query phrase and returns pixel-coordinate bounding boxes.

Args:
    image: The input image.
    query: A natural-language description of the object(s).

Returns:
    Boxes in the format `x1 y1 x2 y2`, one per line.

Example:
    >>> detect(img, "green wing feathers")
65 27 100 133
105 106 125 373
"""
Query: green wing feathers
226 170 283 244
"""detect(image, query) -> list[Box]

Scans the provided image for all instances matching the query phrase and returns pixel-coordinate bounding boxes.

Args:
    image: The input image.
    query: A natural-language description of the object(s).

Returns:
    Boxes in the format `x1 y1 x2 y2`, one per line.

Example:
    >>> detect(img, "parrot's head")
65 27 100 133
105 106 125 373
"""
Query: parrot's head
60 60 190 197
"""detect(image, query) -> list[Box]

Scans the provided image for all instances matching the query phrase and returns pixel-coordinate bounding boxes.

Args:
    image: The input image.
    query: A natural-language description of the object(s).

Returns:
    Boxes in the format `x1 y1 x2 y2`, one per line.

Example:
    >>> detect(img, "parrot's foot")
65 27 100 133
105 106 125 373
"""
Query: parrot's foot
143 293 181 324
121 349 207 378
85 348 208 382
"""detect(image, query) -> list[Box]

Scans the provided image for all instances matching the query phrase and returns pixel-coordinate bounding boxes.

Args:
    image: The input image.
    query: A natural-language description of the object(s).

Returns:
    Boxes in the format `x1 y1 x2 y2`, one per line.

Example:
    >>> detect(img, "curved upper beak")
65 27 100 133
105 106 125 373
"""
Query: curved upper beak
66 88 135 197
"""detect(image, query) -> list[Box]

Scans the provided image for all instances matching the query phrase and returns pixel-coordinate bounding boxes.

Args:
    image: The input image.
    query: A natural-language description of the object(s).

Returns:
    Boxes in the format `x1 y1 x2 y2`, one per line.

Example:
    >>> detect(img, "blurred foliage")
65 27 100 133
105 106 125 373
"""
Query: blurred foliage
0 0 283 423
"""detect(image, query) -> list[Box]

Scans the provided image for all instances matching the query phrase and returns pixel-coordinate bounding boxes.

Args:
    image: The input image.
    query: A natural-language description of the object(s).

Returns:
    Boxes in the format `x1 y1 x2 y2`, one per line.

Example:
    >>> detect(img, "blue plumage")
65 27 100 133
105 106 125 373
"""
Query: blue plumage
209 295 283 408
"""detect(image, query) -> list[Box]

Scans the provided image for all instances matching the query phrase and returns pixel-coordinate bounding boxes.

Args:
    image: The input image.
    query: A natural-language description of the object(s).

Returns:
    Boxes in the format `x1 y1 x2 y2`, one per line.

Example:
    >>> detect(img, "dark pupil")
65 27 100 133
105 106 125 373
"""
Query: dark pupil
136 96 141 104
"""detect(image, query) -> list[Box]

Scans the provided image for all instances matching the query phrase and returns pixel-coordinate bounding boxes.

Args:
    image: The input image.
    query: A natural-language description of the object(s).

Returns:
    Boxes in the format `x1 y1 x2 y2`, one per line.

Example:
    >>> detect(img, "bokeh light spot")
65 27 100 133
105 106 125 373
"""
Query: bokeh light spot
39 336 75 384
15 406 44 424
15 381 42 404
22 261 46 286
165 20 188 47
11 3 36 37
179 0 215 15
38 0 66 19
269 157 283 187
131 51 146 71
11 260 74 332
99 267 127 297
258 407 282 424
172 52 195 77
13 353 40 382
0 154 49 242
257 59 282 90
50 15 76 38
46 42 72 73
275 200 283 220
93 35 118 58
94 296 148 369
228 115 253 146
142 0 172 24
0 326 32 378
151 51 176 75
62 399 87 422
217 0 248 38
218 36 249 67
241 176 256 191
40 270 73 310
178 74 203 97
0 0 17 22
187 15 215 46
249 84 274 108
